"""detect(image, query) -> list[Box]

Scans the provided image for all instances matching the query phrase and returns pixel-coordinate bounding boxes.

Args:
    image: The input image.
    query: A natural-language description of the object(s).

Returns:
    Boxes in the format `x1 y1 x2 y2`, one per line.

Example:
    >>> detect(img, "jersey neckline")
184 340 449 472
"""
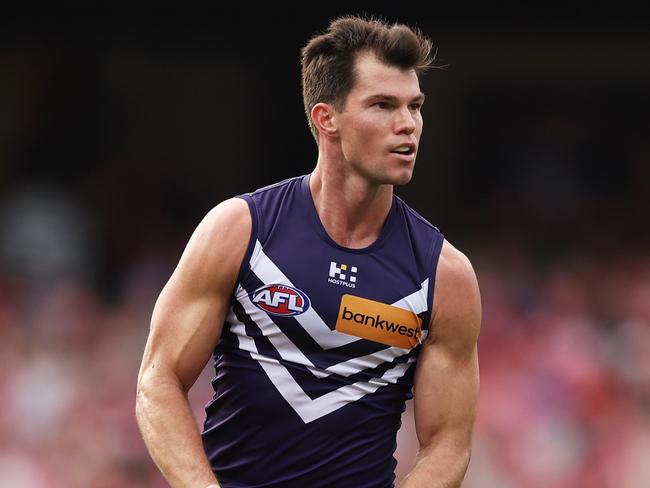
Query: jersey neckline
300 173 398 254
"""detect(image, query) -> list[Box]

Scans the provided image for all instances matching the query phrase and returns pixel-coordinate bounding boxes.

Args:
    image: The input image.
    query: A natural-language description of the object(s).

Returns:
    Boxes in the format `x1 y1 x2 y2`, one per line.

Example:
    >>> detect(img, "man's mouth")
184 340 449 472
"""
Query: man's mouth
390 144 415 156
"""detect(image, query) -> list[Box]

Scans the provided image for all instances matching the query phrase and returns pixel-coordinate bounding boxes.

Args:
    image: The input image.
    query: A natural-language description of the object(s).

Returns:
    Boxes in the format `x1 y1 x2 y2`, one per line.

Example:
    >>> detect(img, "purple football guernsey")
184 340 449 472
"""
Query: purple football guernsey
201 174 444 488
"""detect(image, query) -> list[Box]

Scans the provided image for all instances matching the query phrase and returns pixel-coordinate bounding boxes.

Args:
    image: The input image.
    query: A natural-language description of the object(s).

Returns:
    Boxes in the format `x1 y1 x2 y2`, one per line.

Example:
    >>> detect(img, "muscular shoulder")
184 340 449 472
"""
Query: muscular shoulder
429 239 481 354
175 197 251 293
199 197 251 242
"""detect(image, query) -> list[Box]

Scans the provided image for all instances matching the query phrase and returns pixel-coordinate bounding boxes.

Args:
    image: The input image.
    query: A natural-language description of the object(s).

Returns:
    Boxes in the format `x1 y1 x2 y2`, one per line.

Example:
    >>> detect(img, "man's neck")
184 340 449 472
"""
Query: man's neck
309 161 394 249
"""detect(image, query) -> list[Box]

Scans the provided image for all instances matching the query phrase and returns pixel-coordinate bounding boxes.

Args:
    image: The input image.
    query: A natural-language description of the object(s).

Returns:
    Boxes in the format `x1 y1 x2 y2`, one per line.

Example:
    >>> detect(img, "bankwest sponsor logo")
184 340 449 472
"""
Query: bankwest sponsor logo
251 284 311 317
335 294 422 349
328 261 357 288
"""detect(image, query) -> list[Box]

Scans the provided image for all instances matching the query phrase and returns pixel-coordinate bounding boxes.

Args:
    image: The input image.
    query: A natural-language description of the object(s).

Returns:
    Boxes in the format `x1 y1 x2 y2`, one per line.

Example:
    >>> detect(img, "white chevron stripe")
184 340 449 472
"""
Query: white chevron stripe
392 277 429 313
259 354 416 423
230 318 416 423
323 330 428 377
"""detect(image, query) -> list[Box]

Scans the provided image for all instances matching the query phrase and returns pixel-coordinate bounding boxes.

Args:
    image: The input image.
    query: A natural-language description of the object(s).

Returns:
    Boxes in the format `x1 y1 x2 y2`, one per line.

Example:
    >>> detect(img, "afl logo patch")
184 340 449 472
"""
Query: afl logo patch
250 284 311 317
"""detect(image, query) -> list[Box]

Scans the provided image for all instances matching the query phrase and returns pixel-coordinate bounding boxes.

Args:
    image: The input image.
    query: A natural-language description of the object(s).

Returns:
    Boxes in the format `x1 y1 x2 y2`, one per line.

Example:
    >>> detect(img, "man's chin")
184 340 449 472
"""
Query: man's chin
388 169 414 186
363 166 414 187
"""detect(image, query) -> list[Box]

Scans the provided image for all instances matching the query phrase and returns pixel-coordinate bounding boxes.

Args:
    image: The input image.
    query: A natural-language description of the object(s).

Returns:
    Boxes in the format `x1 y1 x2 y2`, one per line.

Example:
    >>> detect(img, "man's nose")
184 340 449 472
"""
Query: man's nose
394 107 416 134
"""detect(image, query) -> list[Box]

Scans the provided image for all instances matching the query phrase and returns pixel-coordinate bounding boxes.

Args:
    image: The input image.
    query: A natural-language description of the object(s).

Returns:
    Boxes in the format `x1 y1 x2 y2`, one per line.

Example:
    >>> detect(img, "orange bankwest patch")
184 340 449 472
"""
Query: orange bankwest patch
335 294 422 349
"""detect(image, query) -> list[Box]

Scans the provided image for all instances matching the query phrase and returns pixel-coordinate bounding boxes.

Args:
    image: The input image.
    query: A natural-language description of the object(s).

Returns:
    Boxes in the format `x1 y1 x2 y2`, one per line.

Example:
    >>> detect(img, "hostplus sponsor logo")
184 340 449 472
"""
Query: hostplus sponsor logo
328 261 357 288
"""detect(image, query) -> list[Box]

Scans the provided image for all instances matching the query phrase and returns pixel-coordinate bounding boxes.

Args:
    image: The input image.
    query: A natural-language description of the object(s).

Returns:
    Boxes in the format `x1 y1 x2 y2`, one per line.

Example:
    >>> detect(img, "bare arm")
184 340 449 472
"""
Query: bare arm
135 198 251 488
399 240 481 488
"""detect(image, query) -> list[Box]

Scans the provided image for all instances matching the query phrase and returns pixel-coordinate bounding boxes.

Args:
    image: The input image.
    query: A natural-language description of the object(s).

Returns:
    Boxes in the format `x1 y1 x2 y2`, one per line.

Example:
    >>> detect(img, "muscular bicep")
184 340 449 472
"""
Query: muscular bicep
412 338 479 450
412 240 481 451
138 198 251 392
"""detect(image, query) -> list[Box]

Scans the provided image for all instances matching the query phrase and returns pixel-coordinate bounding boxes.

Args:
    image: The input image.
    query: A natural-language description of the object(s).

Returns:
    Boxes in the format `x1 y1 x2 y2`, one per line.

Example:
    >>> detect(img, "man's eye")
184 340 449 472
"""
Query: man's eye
374 102 390 109
409 103 421 111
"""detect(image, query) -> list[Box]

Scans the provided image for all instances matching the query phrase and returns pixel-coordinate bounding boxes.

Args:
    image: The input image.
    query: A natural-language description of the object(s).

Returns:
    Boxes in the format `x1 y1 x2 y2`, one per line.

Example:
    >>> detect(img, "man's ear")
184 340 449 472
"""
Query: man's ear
311 103 338 138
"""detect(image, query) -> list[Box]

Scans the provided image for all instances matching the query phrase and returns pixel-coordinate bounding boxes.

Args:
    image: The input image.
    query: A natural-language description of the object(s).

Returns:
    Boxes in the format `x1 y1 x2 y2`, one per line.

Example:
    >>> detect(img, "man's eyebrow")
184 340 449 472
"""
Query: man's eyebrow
412 93 426 104
365 93 426 103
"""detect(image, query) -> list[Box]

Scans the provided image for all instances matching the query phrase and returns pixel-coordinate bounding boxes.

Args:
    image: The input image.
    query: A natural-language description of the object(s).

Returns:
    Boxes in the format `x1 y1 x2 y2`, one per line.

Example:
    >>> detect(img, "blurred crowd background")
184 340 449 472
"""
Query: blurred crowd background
1 10 649 488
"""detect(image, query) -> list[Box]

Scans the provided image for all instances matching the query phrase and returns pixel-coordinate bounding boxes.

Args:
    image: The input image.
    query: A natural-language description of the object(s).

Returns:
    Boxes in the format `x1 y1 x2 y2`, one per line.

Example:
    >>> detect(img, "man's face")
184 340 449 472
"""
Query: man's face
334 51 424 186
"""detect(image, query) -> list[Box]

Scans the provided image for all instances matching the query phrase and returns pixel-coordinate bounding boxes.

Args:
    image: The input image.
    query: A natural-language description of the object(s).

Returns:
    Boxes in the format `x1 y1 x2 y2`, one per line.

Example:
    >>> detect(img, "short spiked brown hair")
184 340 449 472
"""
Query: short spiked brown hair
301 15 435 141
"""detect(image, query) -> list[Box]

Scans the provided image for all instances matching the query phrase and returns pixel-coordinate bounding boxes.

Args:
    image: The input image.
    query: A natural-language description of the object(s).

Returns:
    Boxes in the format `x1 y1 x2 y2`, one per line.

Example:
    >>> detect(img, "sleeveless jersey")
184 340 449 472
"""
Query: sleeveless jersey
202 174 444 488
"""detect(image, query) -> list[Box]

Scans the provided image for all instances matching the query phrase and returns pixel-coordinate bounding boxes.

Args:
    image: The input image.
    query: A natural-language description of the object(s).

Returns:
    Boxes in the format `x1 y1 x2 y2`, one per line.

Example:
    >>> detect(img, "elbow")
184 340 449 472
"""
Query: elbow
411 441 472 488
135 369 168 422
455 443 473 468
135 375 153 425
452 444 472 478
460 445 472 468
135 368 185 420
136 367 153 405
417 437 473 470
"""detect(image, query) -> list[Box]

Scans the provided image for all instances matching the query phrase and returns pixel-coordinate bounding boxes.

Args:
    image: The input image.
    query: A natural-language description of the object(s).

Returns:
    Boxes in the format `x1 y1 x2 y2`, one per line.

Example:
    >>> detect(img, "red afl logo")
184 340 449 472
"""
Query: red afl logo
250 284 311 317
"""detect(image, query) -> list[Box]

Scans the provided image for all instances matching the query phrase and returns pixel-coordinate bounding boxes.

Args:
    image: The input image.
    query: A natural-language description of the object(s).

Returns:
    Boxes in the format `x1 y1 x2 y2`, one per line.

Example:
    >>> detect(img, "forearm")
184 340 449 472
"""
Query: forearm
398 439 471 488
136 376 219 488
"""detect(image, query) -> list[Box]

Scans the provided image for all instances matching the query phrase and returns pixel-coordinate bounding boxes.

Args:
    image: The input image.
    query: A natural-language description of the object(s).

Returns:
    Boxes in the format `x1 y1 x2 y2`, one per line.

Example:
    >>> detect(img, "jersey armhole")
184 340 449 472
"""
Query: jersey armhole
425 231 445 330
234 194 260 286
